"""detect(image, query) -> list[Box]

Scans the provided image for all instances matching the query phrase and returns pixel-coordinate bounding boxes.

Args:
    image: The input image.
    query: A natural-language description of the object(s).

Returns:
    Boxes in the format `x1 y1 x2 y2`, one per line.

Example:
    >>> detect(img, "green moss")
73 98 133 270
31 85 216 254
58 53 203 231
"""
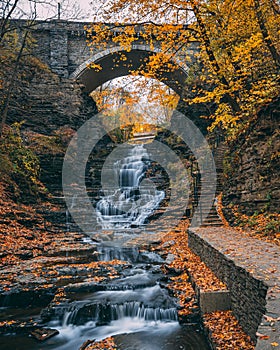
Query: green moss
0 122 45 201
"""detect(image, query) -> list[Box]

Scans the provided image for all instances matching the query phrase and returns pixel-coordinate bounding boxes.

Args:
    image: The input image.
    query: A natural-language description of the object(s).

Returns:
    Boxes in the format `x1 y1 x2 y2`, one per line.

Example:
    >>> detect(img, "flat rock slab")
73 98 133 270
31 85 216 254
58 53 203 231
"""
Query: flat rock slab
30 327 59 341
114 325 210 350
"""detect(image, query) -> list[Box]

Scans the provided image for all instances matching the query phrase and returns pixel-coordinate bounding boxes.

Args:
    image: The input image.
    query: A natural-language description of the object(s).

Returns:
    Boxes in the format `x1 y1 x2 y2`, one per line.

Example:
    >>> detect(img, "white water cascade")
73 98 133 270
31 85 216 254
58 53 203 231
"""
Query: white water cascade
96 145 164 229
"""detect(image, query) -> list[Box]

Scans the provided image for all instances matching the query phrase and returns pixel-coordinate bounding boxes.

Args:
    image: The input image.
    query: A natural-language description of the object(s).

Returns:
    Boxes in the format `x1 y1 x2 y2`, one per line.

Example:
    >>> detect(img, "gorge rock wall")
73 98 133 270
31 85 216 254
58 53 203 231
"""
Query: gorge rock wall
222 98 280 216
7 69 98 134
5 66 100 196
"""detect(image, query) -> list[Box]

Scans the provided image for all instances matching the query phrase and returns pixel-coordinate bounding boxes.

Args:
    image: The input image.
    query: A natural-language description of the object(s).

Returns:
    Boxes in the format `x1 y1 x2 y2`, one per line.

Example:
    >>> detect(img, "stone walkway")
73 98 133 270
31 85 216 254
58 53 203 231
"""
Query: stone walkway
188 227 280 349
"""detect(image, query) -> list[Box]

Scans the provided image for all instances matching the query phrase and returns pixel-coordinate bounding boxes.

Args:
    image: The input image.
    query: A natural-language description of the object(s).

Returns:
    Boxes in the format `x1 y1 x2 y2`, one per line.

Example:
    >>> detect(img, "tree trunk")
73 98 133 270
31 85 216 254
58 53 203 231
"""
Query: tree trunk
0 0 20 43
254 0 280 68
190 2 241 113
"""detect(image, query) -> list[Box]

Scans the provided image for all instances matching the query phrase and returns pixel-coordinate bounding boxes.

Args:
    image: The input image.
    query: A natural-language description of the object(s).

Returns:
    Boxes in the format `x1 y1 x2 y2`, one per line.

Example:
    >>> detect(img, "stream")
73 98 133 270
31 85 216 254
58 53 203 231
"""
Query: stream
0 145 210 349
0 245 210 350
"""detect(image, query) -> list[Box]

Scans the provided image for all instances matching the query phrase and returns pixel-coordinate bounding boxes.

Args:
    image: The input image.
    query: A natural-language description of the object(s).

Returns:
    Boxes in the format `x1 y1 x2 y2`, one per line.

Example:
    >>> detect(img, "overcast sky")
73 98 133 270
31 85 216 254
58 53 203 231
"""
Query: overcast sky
16 0 95 21
15 0 188 23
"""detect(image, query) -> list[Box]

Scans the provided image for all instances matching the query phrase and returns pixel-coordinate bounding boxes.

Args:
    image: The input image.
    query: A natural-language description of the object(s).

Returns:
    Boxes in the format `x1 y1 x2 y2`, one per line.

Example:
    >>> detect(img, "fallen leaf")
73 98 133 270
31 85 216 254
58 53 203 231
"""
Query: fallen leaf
256 332 270 340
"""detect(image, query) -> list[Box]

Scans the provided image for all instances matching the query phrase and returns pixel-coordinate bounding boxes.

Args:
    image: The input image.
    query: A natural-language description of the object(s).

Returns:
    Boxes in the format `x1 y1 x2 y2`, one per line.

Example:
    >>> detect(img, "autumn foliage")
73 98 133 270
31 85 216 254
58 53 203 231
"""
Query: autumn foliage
81 336 117 350
204 310 255 350
233 209 280 246
158 220 227 293
87 0 280 138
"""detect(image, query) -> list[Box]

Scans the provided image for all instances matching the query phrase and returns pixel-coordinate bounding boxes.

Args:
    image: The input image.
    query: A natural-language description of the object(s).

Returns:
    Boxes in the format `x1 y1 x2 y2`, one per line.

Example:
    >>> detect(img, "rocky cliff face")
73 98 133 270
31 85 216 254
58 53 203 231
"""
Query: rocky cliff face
5 67 100 196
222 98 280 216
7 68 98 134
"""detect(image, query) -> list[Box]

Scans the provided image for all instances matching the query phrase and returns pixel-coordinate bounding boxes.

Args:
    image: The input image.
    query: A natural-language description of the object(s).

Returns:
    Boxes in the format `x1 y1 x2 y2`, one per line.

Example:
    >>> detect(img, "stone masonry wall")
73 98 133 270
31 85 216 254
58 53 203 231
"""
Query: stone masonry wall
188 227 280 349
188 228 272 343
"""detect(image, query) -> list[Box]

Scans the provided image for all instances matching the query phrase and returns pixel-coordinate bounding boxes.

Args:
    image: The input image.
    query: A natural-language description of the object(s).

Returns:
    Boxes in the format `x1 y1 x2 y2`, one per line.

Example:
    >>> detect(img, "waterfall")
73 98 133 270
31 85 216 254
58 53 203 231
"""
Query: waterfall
110 302 178 322
61 301 178 326
96 145 164 229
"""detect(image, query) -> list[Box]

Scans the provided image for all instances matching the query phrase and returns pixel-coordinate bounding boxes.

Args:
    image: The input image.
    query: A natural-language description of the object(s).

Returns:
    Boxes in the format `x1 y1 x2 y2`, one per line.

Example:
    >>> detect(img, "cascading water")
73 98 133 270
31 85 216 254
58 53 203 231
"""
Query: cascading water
0 144 210 350
96 145 165 229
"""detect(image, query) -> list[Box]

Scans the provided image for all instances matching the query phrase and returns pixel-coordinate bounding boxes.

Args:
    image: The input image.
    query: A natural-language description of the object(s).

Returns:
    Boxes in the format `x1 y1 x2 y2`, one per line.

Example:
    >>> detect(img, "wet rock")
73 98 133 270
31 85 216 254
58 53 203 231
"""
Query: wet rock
164 265 183 276
150 265 162 274
0 320 37 335
30 327 59 341
0 288 55 308
80 339 94 350
16 251 34 260
159 277 169 285
138 251 164 263
162 240 175 248
64 282 107 293
178 311 201 324
165 253 175 264
114 325 210 350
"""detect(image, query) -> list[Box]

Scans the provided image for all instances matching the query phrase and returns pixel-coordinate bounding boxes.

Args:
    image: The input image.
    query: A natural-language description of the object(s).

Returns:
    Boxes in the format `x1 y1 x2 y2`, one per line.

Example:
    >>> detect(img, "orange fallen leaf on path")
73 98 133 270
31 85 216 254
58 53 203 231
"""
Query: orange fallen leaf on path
256 332 270 340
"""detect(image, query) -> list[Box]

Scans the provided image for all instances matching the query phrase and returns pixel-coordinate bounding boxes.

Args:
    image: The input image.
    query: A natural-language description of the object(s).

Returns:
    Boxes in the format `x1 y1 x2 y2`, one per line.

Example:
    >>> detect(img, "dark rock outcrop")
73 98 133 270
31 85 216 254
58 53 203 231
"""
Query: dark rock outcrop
222 97 280 216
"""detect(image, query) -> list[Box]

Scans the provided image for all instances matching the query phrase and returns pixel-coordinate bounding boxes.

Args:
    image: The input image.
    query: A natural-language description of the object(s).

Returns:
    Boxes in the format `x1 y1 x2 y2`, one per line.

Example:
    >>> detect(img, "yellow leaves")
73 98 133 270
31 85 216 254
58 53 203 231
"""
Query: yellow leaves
208 103 241 132
131 122 156 135
233 32 264 61
271 342 279 347
112 26 137 51
84 0 280 139
143 52 179 77
0 320 17 327
88 62 102 72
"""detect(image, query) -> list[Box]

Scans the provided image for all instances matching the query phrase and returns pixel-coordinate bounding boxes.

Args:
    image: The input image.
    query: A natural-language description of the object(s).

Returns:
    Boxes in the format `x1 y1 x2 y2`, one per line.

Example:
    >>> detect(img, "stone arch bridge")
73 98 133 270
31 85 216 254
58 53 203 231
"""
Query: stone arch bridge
25 20 198 95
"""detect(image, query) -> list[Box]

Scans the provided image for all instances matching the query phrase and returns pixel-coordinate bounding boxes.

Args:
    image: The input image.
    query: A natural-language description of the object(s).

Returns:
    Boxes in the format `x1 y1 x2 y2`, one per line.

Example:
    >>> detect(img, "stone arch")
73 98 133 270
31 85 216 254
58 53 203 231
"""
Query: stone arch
70 44 189 95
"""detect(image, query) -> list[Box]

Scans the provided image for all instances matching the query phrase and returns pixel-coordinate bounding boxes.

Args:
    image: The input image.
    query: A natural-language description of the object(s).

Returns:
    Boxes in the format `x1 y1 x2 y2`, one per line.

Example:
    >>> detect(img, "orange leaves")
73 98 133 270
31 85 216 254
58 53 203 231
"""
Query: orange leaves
203 311 255 350
159 221 227 292
169 273 196 317
256 332 270 340
90 74 179 132
158 219 226 318
0 180 131 293
215 193 230 227
232 208 280 246
112 26 136 51
82 336 117 350
0 320 17 327
87 259 127 268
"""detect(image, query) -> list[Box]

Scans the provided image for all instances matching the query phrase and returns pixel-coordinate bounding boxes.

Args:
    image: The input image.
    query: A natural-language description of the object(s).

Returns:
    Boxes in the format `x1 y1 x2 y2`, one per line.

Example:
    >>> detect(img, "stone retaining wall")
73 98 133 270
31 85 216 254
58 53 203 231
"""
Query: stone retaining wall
188 227 280 349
